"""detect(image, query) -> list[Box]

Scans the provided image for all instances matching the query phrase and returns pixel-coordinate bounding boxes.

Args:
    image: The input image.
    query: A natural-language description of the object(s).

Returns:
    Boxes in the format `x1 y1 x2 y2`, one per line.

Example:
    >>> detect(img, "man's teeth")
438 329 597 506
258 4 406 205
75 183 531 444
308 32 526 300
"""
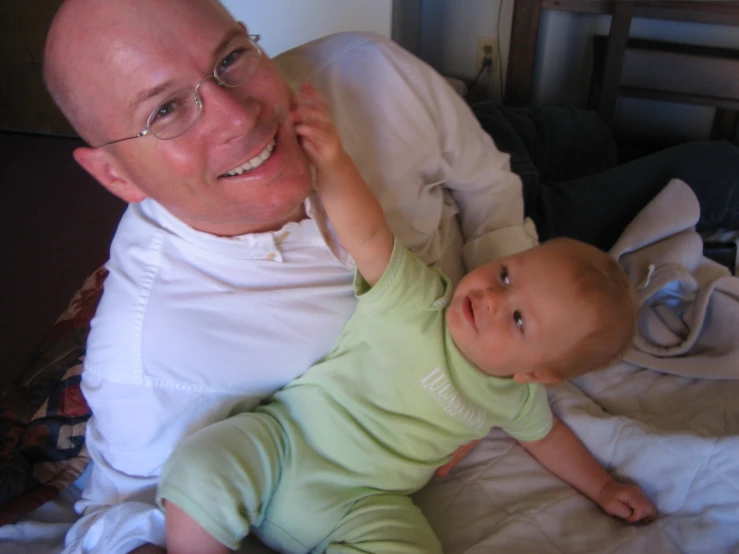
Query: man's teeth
224 139 276 176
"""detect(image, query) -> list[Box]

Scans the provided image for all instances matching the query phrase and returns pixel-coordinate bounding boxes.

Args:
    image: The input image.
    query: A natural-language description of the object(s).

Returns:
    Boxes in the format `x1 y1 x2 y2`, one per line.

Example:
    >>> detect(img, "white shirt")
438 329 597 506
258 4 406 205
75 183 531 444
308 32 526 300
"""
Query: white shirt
64 32 536 554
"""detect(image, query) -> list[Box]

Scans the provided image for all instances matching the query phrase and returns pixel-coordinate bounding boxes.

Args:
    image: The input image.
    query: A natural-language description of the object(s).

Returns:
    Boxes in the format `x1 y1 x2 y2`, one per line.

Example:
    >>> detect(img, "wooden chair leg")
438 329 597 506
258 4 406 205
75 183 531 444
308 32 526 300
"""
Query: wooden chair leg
597 1 635 126
505 0 543 106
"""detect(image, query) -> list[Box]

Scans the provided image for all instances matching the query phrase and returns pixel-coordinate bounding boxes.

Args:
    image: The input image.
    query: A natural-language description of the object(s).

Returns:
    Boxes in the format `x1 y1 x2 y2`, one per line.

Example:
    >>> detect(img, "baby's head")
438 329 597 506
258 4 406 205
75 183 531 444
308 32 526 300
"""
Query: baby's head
446 238 636 385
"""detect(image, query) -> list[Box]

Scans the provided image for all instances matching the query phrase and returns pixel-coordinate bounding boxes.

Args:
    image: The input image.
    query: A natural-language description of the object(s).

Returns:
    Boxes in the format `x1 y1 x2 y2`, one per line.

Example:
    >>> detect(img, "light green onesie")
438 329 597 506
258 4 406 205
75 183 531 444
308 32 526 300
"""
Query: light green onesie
158 240 553 553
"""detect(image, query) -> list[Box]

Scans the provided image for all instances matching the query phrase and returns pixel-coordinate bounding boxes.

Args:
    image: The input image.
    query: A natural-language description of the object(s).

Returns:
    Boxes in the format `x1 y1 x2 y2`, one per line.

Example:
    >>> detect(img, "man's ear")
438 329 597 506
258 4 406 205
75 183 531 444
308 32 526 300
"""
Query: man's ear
513 370 562 385
73 146 147 203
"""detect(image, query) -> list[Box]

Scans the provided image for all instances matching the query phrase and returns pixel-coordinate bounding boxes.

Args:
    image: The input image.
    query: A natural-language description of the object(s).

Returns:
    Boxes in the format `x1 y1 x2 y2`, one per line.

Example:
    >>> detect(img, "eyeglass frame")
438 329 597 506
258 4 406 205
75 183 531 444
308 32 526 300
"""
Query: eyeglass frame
94 33 262 149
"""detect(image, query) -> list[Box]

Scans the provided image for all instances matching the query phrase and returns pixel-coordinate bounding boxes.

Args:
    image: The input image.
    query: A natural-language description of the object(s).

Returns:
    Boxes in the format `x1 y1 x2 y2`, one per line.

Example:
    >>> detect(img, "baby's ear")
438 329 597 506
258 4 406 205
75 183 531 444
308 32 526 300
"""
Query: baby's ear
513 370 562 385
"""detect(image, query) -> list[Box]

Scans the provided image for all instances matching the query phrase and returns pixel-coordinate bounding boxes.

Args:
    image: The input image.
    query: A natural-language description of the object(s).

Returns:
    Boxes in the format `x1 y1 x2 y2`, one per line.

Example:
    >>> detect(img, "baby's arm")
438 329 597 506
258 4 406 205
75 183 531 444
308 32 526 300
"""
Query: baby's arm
292 82 393 286
518 415 657 524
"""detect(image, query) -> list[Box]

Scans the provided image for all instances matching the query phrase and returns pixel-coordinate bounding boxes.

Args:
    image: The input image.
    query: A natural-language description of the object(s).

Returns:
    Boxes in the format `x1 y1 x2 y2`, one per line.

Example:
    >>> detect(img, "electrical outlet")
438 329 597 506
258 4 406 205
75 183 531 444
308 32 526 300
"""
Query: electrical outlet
475 35 498 71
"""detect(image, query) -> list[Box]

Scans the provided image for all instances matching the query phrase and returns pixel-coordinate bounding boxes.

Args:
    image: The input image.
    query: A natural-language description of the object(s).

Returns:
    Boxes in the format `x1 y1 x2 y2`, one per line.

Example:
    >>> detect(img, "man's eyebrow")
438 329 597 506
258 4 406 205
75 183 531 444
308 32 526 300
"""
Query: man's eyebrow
213 27 246 58
129 80 175 119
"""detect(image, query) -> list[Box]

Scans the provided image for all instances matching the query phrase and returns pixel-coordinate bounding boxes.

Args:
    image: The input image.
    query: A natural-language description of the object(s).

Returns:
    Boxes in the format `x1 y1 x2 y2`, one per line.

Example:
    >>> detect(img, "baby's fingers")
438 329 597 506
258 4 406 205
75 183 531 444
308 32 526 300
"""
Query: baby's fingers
293 82 330 114
291 104 333 128
291 86 333 130
625 496 657 524
605 499 634 521
616 487 657 524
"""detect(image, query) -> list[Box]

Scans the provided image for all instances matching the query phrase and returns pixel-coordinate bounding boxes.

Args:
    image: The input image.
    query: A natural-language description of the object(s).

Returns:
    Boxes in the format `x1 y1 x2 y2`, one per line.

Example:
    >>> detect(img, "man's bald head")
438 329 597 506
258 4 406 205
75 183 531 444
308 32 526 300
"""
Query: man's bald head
43 0 235 144
43 0 312 237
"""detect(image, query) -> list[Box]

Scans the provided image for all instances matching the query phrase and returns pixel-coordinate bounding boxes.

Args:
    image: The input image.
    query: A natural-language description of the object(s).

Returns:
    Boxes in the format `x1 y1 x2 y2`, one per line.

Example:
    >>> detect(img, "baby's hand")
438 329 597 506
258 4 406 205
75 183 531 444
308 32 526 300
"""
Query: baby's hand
596 480 657 524
291 82 348 171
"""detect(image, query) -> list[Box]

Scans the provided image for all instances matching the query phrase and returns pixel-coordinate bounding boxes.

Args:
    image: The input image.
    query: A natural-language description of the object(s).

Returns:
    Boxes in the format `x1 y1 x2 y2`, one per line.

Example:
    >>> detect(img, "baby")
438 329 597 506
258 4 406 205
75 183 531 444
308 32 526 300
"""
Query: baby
158 83 656 554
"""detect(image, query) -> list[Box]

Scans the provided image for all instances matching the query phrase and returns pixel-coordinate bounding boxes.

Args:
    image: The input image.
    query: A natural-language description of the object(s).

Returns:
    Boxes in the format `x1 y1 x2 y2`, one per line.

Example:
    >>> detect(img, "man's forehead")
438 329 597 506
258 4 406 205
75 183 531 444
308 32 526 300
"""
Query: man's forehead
71 0 237 50
91 6 240 90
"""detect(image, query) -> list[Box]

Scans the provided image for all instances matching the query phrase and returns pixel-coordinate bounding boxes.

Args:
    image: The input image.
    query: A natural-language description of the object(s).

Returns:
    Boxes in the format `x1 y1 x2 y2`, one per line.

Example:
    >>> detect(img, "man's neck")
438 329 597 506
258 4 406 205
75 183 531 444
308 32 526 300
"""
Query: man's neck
180 202 309 238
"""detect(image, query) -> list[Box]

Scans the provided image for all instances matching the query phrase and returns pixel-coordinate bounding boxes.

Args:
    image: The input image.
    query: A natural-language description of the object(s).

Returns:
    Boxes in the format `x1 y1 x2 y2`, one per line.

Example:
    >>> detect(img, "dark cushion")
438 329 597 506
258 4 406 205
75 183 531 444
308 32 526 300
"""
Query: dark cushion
0 265 105 524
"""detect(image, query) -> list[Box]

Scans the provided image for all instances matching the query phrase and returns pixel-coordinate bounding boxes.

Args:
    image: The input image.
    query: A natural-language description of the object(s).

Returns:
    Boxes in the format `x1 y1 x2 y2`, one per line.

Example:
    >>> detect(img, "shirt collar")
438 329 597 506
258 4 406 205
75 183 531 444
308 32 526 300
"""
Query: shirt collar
139 194 334 262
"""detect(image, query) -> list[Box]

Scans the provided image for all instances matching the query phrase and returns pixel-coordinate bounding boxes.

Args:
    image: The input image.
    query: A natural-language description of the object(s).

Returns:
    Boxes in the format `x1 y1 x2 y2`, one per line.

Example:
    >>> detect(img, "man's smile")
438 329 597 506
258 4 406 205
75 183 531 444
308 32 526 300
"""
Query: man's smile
222 137 276 177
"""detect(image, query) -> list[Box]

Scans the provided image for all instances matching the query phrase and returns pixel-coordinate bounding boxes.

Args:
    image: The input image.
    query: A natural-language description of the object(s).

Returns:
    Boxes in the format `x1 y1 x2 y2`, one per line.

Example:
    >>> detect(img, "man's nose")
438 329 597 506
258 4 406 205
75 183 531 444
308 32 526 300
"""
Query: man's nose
199 80 260 139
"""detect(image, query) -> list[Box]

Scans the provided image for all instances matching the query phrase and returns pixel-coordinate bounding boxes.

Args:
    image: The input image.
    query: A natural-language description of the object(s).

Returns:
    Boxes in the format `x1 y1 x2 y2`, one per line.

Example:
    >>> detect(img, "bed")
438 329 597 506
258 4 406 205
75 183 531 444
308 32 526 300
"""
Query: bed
2 30 739 554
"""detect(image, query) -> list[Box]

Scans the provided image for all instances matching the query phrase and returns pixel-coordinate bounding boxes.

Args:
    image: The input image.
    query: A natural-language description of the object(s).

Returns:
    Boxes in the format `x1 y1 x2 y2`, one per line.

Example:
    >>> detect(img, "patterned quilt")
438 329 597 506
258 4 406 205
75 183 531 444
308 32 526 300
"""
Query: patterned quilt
0 267 105 525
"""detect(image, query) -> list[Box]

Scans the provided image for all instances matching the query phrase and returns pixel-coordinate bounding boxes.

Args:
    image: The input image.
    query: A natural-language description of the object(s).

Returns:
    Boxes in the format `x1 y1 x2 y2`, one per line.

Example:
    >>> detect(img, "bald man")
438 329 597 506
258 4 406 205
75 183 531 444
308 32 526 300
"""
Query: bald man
43 0 739 553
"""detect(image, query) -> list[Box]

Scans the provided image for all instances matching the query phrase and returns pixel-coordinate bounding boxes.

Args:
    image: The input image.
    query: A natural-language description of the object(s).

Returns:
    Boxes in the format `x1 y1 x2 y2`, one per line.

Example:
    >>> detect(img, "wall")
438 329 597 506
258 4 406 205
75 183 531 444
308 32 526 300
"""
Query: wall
221 0 393 57
416 0 514 100
413 0 739 141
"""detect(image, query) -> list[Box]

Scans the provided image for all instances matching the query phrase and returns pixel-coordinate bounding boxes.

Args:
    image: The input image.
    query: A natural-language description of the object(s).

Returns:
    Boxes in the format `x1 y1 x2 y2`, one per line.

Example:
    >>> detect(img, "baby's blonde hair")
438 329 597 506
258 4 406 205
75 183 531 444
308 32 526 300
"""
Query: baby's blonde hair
544 238 637 380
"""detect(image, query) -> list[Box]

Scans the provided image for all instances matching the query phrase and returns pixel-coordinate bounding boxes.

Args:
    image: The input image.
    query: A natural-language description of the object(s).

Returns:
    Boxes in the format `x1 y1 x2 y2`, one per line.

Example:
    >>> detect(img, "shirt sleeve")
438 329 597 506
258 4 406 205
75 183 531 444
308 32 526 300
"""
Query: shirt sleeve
353 238 448 321
371 37 539 268
499 384 553 442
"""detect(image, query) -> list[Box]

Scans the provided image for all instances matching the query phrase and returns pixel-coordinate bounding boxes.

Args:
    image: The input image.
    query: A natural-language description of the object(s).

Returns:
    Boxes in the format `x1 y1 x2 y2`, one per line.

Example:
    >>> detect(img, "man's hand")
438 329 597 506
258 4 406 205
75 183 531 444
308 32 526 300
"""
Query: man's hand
595 480 657 524
436 439 481 478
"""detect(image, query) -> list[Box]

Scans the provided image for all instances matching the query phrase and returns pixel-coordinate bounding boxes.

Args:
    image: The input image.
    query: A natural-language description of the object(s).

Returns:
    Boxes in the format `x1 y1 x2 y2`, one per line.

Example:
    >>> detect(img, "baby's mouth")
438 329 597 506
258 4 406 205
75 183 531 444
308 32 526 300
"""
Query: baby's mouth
222 138 276 177
464 296 477 331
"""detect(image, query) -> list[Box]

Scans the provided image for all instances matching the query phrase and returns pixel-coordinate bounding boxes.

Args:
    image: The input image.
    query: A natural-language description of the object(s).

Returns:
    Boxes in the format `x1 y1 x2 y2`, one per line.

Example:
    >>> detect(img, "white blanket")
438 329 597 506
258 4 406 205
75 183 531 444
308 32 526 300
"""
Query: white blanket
414 180 739 553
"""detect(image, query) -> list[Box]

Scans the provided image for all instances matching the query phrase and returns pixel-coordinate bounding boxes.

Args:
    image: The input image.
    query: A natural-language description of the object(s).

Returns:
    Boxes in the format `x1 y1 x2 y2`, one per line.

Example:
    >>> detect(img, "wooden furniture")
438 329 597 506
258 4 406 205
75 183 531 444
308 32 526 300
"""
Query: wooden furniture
505 0 739 141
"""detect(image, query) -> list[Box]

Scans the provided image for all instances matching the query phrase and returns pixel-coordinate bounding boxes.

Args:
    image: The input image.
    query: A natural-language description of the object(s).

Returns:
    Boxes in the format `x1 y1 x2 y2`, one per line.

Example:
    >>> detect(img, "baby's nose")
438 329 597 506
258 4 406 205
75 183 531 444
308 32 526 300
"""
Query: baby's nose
481 287 502 312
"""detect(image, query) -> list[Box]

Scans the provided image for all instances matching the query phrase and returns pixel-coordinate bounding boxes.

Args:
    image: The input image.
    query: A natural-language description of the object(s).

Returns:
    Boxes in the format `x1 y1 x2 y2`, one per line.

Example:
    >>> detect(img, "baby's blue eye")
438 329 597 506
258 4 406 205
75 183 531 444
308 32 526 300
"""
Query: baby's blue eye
513 310 524 331
500 267 510 286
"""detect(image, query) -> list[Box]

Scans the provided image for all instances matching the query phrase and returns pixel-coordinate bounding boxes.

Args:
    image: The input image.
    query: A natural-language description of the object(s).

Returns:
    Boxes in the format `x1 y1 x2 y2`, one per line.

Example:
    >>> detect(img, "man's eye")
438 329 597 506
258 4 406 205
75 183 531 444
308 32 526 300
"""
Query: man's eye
151 100 179 123
500 267 510 286
219 48 245 71
513 310 524 331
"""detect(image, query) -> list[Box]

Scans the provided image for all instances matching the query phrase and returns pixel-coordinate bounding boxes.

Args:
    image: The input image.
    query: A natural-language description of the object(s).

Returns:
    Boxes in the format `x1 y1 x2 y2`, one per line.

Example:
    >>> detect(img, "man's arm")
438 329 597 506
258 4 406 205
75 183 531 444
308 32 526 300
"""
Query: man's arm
64 375 232 554
518 415 657 523
376 37 537 267
280 33 536 275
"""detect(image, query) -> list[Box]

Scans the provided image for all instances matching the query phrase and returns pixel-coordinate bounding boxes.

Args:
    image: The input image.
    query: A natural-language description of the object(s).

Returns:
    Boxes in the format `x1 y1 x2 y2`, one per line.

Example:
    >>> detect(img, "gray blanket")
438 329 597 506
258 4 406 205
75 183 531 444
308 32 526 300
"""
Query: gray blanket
614 178 739 379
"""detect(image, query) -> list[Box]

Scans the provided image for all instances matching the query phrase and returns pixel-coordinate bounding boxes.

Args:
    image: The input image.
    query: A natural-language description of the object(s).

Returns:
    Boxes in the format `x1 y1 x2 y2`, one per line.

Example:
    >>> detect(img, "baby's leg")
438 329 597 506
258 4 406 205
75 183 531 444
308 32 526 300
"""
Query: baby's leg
158 411 286 553
165 500 229 554
321 493 442 554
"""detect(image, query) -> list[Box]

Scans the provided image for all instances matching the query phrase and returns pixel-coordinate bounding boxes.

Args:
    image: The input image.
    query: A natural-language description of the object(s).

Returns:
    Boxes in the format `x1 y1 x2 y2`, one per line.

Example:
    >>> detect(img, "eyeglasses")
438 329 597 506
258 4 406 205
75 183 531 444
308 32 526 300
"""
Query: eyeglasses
95 34 262 148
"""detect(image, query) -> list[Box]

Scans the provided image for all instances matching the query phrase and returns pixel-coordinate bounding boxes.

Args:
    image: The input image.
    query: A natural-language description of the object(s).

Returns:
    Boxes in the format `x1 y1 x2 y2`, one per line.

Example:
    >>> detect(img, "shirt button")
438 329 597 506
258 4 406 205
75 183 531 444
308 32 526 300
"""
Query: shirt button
265 252 277 261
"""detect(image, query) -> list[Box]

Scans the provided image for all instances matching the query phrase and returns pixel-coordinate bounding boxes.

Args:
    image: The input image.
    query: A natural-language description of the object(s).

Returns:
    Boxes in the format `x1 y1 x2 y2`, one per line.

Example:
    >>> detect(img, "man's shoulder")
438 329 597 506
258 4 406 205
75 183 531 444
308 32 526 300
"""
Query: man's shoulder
274 32 408 85
275 31 393 64
84 201 173 385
